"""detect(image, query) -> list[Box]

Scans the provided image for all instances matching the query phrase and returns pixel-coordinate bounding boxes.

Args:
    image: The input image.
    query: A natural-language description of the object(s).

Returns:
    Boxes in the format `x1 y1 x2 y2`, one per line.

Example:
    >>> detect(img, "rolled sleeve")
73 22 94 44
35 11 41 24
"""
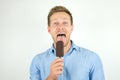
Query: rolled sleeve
30 55 41 80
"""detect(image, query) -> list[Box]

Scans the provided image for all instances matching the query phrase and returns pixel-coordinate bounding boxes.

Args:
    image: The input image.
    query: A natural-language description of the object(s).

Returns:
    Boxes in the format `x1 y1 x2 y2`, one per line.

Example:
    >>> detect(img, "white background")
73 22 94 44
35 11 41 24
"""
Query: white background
0 0 120 80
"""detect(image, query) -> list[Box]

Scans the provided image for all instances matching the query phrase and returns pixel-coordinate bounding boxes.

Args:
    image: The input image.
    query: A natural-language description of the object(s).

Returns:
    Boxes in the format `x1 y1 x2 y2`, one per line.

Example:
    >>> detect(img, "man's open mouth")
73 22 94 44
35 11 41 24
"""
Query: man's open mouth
57 34 66 37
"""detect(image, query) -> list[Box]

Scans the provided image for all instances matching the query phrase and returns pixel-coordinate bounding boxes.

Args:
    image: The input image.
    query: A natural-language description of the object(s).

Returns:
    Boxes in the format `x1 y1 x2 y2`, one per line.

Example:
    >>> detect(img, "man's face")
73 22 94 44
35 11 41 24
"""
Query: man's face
48 12 73 47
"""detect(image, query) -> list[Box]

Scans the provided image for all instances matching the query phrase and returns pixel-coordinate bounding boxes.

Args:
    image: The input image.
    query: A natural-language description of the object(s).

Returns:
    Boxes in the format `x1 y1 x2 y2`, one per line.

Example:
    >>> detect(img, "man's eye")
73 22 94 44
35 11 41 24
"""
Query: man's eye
54 22 58 25
63 22 68 25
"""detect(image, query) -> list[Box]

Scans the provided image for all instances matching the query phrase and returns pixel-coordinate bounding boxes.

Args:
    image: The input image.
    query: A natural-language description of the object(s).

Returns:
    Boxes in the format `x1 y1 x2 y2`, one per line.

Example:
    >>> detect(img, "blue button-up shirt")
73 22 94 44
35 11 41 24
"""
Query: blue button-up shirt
30 41 105 80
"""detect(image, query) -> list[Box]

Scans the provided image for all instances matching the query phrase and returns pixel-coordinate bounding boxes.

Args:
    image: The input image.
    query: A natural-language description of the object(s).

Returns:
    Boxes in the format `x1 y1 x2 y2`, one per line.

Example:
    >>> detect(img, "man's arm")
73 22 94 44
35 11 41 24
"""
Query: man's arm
89 53 105 80
30 56 41 80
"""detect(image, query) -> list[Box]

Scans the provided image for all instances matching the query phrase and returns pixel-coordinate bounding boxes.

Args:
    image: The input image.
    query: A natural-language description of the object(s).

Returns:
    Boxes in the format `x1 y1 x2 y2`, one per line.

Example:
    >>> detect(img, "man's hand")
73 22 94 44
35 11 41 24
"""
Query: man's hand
46 57 64 80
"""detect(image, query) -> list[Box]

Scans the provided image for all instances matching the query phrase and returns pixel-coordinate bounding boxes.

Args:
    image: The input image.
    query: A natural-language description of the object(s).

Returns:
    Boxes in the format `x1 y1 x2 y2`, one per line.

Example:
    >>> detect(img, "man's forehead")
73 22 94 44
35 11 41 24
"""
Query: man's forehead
50 12 70 18
50 18 69 22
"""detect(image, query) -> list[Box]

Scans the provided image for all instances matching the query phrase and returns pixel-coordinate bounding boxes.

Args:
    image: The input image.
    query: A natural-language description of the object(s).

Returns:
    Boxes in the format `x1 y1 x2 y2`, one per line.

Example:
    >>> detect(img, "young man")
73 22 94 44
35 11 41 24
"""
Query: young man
30 6 105 80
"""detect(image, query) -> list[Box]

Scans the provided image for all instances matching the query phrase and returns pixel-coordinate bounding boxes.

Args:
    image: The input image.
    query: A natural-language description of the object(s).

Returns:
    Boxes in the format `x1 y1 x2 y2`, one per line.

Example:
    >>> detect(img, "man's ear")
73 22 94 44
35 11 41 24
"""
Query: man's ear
71 25 74 32
47 26 50 33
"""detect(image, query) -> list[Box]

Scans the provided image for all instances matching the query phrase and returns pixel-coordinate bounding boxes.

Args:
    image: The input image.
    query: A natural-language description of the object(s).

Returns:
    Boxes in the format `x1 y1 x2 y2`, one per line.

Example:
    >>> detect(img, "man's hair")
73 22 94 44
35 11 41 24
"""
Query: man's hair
48 6 73 26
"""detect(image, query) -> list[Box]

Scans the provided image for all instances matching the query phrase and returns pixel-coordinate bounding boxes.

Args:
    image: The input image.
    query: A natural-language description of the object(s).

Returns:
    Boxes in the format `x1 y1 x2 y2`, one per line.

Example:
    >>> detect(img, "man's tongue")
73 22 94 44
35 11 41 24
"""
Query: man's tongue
57 35 66 42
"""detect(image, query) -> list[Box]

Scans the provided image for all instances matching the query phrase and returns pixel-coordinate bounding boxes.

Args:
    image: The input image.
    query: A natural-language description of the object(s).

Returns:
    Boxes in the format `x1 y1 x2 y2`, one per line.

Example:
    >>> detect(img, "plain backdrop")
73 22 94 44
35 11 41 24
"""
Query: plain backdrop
0 0 120 80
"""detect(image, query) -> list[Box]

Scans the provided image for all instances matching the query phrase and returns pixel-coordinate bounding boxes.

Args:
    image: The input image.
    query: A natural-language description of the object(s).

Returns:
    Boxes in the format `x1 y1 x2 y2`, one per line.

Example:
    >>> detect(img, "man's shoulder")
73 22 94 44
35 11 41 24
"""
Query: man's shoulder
32 48 51 61
80 47 95 54
35 48 51 58
72 42 96 57
78 46 101 61
77 46 99 57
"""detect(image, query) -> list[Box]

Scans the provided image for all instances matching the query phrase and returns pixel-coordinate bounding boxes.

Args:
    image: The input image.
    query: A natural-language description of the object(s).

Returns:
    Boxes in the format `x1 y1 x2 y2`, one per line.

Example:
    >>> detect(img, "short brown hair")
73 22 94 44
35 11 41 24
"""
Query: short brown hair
48 6 73 26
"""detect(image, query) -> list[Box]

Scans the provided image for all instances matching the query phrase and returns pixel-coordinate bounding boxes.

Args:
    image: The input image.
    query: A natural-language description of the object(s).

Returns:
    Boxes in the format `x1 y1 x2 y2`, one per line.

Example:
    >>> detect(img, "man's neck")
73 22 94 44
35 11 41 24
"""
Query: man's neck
64 40 72 55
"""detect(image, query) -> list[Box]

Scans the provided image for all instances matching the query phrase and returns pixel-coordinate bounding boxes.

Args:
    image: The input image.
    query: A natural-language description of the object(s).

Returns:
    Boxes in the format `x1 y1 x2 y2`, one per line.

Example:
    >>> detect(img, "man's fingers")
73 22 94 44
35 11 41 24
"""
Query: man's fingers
49 57 64 77
51 57 64 69
55 66 63 75
52 58 64 65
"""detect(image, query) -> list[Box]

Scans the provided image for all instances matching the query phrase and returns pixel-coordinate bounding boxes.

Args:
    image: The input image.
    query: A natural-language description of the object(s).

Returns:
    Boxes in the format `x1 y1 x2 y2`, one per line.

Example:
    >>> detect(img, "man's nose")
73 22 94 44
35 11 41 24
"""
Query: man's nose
57 24 64 30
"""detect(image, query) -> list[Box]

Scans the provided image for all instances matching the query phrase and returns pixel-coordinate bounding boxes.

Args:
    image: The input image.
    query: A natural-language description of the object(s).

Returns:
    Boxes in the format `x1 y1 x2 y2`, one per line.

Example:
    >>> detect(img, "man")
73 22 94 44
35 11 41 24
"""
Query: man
30 6 105 80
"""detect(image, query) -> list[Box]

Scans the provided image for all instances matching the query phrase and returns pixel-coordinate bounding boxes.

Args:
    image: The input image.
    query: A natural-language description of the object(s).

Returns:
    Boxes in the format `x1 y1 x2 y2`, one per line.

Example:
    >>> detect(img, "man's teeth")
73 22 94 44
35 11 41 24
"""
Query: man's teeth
57 34 66 37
